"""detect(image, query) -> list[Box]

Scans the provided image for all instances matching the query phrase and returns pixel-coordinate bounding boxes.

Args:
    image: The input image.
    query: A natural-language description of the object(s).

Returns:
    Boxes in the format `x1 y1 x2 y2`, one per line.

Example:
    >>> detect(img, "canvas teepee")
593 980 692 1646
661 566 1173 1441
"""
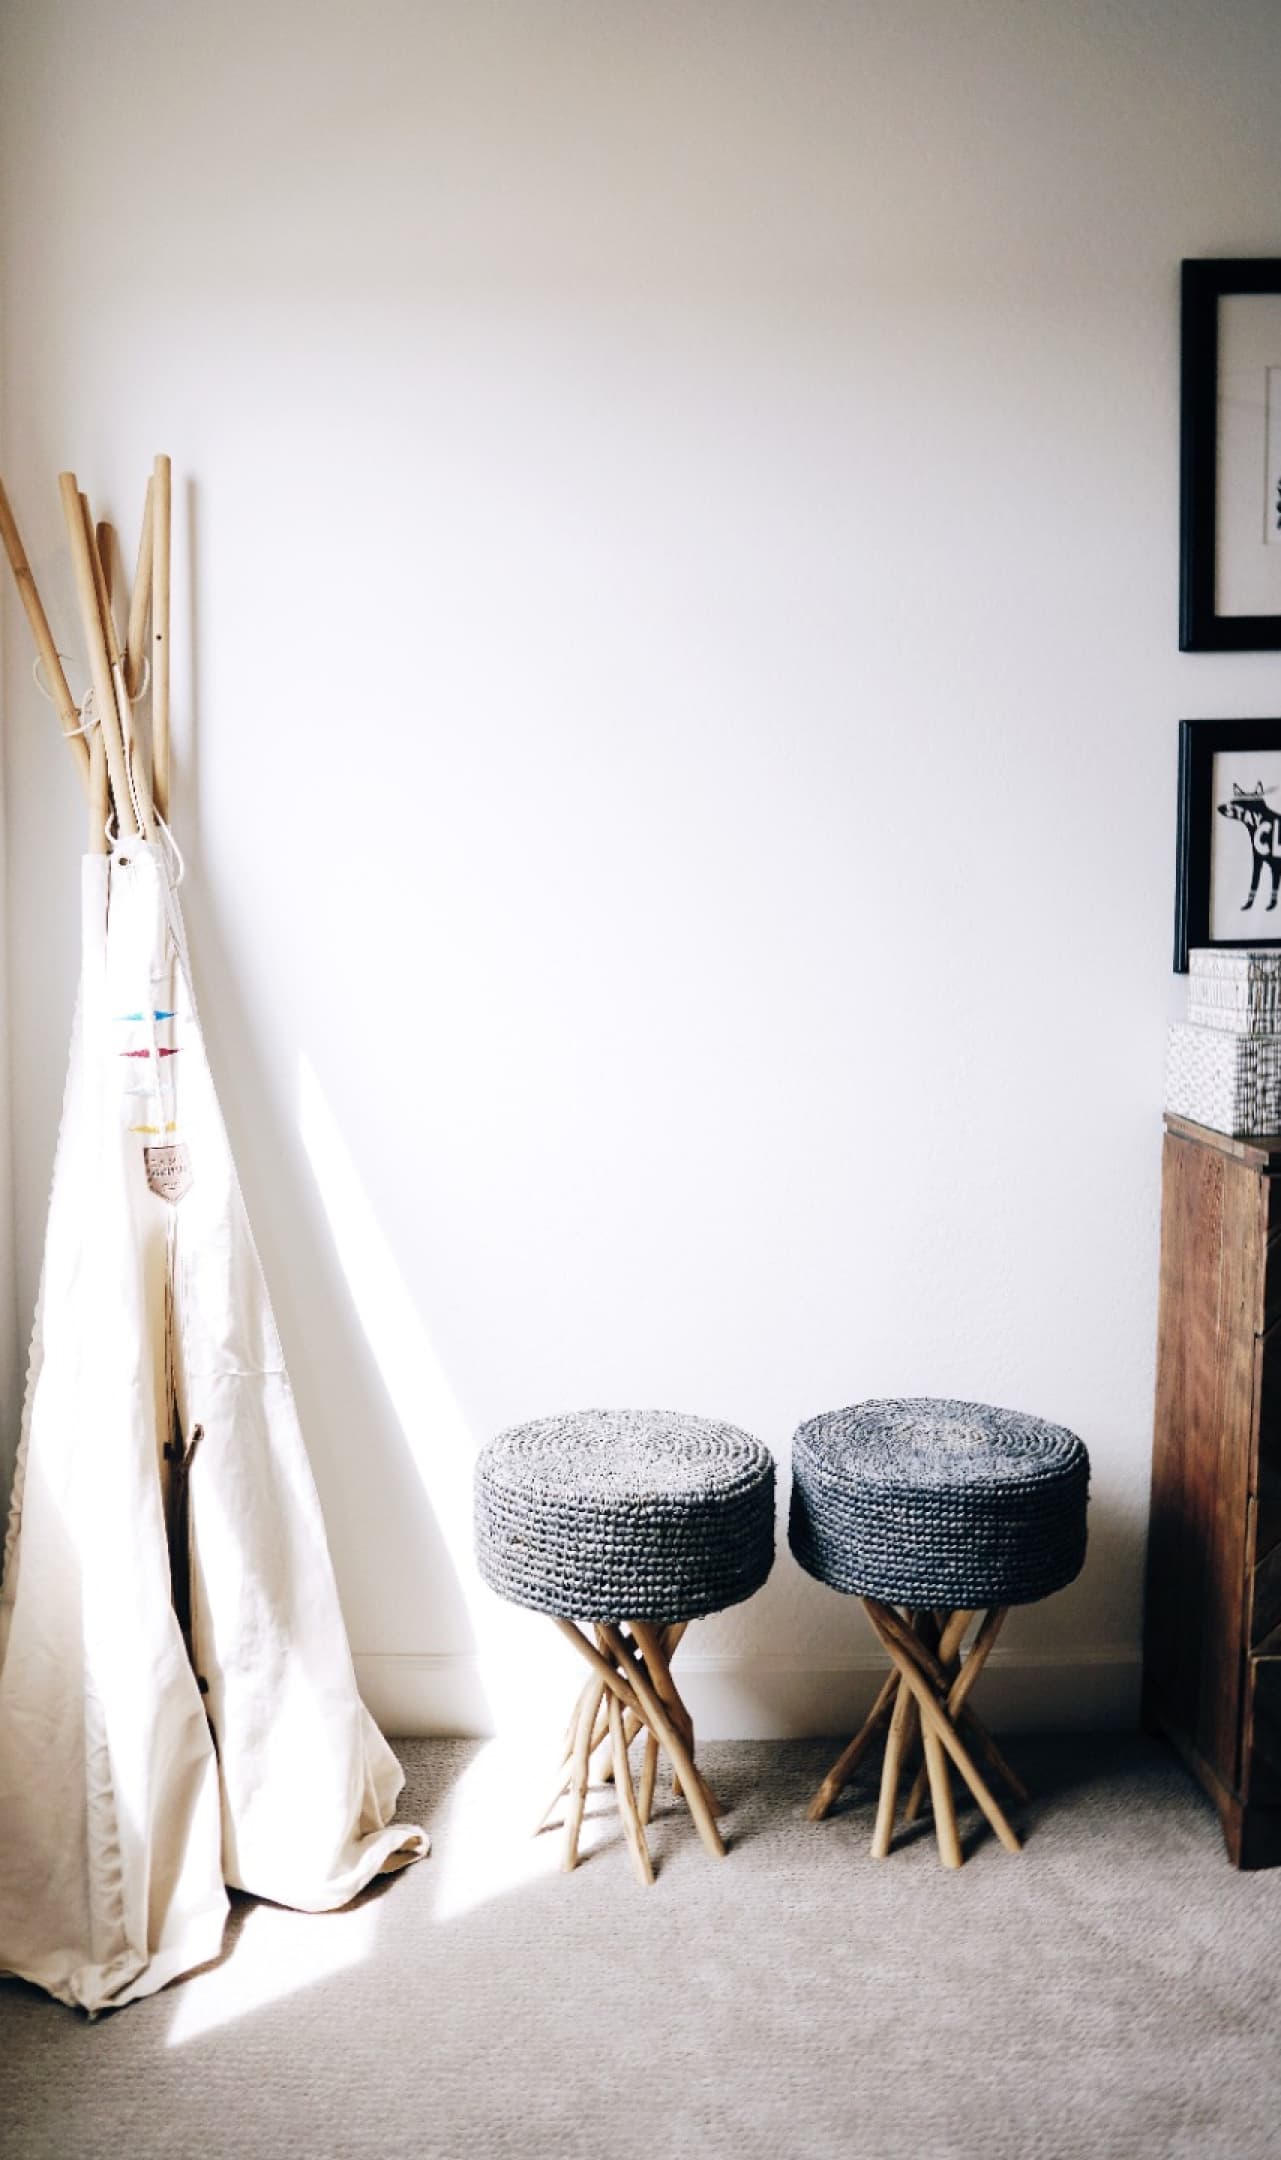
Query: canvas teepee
0 464 426 2013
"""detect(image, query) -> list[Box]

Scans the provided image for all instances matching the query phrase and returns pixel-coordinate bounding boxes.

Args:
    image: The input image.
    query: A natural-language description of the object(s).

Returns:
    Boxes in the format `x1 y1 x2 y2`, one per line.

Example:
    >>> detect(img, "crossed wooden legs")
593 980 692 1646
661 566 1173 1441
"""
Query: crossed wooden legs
809 1601 1028 1868
535 1618 726 1884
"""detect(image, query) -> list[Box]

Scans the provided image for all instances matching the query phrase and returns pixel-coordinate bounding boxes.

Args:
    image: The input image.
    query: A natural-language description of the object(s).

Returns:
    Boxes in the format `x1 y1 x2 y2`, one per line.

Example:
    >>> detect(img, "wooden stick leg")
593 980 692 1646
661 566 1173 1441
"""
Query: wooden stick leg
562 1679 605 1871
596 1705 642 1783
659 1624 689 1796
865 1605 1020 1855
809 1669 900 1821
609 1689 655 1886
870 1665 916 1859
631 1623 692 1741
904 1607 1025 1822
630 1621 722 1817
904 1608 973 1825
599 1625 726 1860
538 1670 606 1834
922 1722 962 1868
637 1731 659 1826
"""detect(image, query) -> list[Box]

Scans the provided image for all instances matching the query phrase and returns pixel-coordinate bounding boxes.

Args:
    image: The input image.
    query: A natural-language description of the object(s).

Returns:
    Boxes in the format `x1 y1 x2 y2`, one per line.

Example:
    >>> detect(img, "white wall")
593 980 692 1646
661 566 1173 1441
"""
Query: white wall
3 0 1281 1737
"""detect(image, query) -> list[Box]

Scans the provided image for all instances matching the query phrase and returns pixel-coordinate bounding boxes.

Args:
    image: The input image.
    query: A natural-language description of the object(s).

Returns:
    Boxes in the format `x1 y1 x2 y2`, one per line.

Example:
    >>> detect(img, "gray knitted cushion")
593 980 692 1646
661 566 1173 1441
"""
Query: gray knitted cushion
475 1409 776 1623
789 1398 1088 1607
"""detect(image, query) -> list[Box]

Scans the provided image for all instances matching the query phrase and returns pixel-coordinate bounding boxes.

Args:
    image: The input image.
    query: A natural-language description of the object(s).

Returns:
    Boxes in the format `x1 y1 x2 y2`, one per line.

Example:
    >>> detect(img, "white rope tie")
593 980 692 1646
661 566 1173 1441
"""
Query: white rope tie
154 813 186 889
32 654 98 740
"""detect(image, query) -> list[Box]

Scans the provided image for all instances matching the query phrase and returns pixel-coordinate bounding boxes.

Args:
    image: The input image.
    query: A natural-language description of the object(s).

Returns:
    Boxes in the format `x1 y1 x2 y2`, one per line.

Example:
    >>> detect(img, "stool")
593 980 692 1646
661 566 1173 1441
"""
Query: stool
475 1408 775 1883
790 1397 1089 1868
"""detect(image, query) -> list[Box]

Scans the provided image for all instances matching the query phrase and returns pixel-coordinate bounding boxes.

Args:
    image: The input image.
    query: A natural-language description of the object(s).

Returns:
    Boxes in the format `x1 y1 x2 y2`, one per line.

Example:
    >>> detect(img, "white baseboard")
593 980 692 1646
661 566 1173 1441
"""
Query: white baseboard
354 1646 1140 1741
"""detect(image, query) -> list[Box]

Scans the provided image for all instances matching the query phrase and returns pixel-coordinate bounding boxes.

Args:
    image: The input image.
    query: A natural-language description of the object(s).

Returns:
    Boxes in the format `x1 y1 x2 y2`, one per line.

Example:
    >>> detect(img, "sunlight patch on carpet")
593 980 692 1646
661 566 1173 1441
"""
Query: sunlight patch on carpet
166 1898 380 2047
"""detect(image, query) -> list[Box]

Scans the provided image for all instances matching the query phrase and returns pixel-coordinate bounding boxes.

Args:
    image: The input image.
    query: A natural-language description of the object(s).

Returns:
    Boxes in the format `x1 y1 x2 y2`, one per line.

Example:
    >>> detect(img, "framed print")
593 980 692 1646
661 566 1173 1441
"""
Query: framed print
1180 258 1281 650
1175 718 1281 969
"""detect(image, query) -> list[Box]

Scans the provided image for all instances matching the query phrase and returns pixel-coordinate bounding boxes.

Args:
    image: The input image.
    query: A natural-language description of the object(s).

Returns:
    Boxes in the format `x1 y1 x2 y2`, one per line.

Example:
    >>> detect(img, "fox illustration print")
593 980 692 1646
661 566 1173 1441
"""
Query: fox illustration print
1219 781 1281 911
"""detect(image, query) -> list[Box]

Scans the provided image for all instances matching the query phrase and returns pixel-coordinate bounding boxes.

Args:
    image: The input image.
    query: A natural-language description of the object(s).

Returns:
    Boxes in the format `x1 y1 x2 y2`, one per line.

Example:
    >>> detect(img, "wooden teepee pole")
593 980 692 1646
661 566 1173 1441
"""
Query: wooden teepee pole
0 474 91 790
151 455 171 824
59 472 141 838
124 476 153 700
87 521 116 856
83 492 155 841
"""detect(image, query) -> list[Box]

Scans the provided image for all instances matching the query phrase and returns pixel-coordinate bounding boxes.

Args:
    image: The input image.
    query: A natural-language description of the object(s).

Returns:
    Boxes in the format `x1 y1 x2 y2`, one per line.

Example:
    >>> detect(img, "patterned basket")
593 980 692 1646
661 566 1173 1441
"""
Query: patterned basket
1165 1021 1281 1136
789 1397 1089 1608
475 1409 776 1623
1188 949 1281 1037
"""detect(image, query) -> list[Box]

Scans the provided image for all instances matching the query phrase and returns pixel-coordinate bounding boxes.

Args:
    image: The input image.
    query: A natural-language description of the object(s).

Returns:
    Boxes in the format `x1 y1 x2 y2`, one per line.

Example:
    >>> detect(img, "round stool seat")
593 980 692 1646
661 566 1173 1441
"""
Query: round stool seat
476 1408 775 1623
789 1397 1088 1608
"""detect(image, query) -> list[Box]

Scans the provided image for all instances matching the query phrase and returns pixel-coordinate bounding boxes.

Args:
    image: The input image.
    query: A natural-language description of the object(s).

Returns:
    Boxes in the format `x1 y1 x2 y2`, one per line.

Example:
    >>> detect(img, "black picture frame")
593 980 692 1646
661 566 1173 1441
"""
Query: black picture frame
1175 718 1281 970
1180 258 1281 651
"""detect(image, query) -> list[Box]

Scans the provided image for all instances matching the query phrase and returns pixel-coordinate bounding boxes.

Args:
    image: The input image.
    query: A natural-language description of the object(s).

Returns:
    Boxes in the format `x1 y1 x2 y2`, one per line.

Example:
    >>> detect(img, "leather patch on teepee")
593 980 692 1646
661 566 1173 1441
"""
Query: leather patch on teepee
144 1143 193 1203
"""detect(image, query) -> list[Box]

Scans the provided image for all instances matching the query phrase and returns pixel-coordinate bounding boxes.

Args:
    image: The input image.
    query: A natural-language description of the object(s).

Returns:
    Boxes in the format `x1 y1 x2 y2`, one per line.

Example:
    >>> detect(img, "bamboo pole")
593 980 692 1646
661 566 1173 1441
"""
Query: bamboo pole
87 524 116 856
84 498 155 841
151 454 171 823
59 473 138 837
125 476 154 699
84 496 156 842
95 521 114 613
0 474 90 787
85 721 110 853
84 497 117 663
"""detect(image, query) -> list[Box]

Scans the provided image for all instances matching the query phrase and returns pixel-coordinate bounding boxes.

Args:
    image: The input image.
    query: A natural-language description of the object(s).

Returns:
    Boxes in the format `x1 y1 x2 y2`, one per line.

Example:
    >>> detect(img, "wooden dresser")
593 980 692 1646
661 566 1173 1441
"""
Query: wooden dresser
1144 1114 1281 1867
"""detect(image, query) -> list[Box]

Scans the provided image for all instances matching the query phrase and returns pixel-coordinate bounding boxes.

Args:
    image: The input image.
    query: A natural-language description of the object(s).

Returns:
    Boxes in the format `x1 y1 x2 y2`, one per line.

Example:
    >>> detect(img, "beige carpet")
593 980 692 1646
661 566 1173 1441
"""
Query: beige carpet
1 1736 1278 2159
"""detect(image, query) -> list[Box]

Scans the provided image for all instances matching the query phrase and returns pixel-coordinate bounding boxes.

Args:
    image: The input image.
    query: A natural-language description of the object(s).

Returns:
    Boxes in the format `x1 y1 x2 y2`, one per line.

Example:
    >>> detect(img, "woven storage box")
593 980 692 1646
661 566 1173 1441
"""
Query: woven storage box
1187 949 1281 1036
789 1398 1089 1608
475 1408 775 1623
1165 1021 1281 1136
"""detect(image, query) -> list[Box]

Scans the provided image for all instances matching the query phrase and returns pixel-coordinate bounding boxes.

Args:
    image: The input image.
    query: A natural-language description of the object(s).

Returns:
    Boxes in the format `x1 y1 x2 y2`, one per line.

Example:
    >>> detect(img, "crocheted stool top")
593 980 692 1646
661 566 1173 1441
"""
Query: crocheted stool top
789 1397 1088 1608
475 1408 775 1623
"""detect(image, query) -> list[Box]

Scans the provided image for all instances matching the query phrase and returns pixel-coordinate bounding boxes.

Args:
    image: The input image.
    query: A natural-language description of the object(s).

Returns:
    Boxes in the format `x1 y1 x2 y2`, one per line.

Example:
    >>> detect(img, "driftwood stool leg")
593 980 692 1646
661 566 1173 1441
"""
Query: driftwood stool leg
599 1624 726 1860
637 1731 660 1825
562 1679 606 1871
950 1608 1029 1804
608 1686 655 1886
537 1669 608 1834
903 1606 1027 1826
903 1608 973 1825
601 1621 687 1784
542 1616 725 1877
864 1600 1021 1857
631 1621 723 1819
920 1717 961 1869
870 1661 917 1859
550 1621 650 1872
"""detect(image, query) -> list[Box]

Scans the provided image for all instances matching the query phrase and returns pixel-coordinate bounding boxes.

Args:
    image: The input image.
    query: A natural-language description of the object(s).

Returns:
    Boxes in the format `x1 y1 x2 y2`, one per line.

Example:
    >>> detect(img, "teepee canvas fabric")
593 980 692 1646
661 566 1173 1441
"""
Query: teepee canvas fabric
0 840 426 2013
